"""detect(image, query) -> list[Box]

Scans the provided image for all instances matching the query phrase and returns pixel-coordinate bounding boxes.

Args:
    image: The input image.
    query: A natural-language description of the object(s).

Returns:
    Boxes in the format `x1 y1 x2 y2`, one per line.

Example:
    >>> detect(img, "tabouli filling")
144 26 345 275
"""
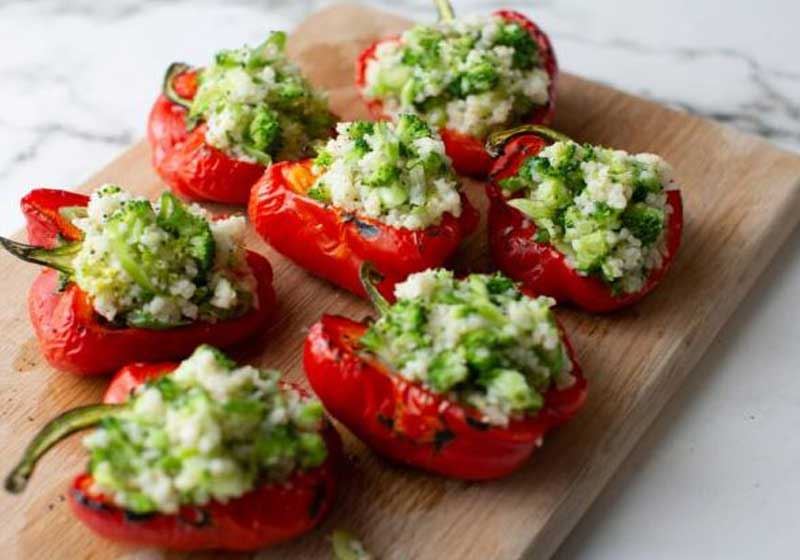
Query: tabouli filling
359 269 574 426
188 31 335 164
69 184 257 328
500 140 676 294
362 15 550 139
309 115 462 230
83 345 328 514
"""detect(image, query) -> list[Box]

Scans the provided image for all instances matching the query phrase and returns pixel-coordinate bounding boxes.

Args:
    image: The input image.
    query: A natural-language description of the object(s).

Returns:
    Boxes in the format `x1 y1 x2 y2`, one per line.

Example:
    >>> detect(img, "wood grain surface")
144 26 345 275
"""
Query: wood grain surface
1 4 799 559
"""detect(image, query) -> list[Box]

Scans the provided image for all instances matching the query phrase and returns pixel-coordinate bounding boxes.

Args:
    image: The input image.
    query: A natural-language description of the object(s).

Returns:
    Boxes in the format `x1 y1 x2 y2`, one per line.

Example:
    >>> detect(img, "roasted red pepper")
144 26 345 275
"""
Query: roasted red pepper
147 64 267 205
303 265 587 480
485 126 684 312
355 4 558 178
248 160 478 299
5 188 277 376
5 362 341 552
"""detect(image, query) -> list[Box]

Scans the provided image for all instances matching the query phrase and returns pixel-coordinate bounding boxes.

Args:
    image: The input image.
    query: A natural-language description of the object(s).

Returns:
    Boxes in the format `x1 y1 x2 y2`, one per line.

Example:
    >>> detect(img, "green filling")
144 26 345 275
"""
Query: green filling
309 115 461 230
360 269 571 423
72 185 253 329
502 141 671 293
364 16 549 138
84 345 327 514
188 31 335 164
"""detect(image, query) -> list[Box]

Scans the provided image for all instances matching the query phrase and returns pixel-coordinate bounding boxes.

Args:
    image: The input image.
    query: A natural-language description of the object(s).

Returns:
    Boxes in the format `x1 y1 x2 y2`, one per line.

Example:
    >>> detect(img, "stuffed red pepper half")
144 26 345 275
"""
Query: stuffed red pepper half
485 126 684 312
249 114 478 299
304 264 586 480
0 185 276 375
148 31 336 204
356 0 557 178
5 345 341 551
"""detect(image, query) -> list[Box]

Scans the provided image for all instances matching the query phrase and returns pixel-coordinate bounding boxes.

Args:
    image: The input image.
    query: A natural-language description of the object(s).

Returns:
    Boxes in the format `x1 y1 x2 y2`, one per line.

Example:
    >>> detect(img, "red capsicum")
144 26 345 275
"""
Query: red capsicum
5 361 341 551
485 126 684 313
303 264 587 480
147 63 267 205
355 1 558 178
248 160 479 299
2 188 277 376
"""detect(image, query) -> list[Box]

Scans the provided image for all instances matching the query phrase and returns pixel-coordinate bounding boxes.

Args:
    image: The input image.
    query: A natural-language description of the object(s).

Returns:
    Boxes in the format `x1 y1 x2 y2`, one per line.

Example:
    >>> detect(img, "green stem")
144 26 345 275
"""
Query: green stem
434 0 455 23
485 125 574 158
0 237 80 275
163 62 193 109
5 403 127 494
359 262 390 316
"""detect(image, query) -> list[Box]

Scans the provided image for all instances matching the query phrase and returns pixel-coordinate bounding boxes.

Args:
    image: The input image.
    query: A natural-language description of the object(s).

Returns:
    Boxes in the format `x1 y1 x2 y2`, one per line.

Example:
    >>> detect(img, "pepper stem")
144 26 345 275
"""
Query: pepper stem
434 0 455 23
485 125 574 158
359 262 391 315
0 237 80 275
5 403 126 494
163 62 193 109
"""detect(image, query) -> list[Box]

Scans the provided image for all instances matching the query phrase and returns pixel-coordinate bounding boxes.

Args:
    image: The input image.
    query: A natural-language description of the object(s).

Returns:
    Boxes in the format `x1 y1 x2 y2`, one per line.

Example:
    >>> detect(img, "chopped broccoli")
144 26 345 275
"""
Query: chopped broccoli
105 200 159 294
483 369 542 411
427 350 469 392
622 202 665 245
453 59 499 96
313 149 334 168
247 106 282 154
395 113 432 141
494 22 540 70
306 185 331 203
364 163 400 187
156 192 215 272
347 121 375 141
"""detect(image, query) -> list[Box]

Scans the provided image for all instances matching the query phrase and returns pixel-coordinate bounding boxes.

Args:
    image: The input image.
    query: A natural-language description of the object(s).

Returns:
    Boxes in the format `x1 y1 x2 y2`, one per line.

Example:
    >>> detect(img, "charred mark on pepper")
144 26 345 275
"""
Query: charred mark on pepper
71 488 113 513
308 481 327 519
179 508 211 528
344 214 380 239
433 429 455 453
124 510 156 523
466 417 490 431
377 414 394 430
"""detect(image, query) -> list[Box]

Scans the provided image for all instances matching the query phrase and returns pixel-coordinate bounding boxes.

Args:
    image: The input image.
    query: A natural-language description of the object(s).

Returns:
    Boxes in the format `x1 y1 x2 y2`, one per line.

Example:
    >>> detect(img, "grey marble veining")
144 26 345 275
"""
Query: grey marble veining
1 0 797 220
1 2 800 559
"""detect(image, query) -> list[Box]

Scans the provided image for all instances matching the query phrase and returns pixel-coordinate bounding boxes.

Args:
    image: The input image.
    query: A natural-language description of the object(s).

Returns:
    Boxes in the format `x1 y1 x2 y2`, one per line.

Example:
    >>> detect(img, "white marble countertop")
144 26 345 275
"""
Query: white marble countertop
1 1 798 558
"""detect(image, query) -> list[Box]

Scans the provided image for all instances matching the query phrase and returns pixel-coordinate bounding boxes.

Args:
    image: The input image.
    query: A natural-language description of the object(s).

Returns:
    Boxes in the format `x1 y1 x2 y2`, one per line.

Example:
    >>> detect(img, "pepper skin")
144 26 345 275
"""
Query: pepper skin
21 188 88 247
147 68 266 205
248 160 479 299
486 133 684 313
64 362 342 552
355 10 558 178
303 314 586 480
19 188 278 376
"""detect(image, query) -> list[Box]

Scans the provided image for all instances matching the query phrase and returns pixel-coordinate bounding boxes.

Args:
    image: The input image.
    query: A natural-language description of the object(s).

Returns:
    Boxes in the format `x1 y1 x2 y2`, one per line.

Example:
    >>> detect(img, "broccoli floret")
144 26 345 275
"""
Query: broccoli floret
484 273 516 295
493 22 540 70
402 27 443 67
427 350 469 392
622 203 665 245
462 329 500 372
306 185 331 203
453 59 499 96
297 432 327 468
571 230 609 272
483 368 542 411
313 149 334 168
157 192 215 272
395 114 431 141
365 163 400 187
105 200 160 294
248 106 282 155
347 121 375 141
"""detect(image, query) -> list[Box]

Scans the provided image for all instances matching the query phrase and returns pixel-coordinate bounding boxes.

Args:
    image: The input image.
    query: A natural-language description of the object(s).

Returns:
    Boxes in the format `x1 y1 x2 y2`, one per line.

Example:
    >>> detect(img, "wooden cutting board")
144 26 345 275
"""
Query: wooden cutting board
2 4 799 559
